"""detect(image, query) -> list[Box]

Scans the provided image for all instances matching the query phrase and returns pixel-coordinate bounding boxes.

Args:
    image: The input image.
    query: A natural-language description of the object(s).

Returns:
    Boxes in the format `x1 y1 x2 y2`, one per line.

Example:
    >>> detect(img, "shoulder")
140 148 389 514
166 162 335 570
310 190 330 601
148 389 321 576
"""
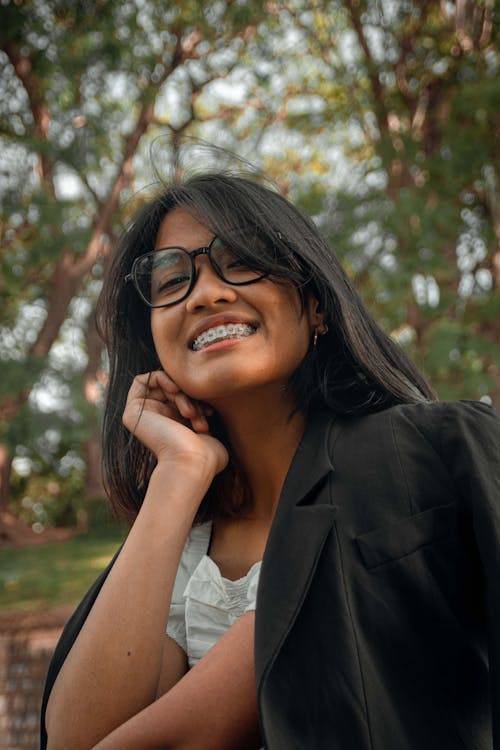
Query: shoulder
175 521 211 577
325 400 499 481
385 399 499 455
386 398 497 426
320 400 499 522
171 522 212 603
182 521 212 562
333 398 498 444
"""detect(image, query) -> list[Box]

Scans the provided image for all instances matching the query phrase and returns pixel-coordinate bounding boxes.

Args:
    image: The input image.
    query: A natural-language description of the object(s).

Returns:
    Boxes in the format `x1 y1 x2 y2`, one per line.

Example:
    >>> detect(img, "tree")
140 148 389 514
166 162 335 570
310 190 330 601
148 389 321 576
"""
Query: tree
273 0 499 401
1 0 498 537
0 0 275 533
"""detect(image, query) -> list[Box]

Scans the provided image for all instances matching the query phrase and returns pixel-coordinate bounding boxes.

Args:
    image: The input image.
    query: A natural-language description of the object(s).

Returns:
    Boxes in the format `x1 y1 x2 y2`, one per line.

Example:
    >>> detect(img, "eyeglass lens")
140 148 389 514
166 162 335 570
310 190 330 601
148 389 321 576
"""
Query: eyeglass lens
133 238 264 306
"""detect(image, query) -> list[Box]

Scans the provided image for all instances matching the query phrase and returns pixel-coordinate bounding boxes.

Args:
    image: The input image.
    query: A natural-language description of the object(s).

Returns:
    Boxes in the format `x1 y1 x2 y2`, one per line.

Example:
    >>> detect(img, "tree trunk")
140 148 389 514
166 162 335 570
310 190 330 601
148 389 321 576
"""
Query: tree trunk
0 443 12 512
83 309 106 503
84 430 104 500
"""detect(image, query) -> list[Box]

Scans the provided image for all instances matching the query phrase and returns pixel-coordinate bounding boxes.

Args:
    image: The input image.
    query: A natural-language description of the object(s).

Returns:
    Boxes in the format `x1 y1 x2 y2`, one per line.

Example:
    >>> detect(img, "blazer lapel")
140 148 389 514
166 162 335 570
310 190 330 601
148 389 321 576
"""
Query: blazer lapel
255 408 339 691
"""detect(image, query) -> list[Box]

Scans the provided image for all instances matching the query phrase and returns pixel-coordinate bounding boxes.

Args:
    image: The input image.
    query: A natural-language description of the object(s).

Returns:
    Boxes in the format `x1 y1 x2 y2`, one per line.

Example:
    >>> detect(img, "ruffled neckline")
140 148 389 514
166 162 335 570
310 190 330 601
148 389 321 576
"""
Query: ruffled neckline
182 522 262 611
188 521 262 584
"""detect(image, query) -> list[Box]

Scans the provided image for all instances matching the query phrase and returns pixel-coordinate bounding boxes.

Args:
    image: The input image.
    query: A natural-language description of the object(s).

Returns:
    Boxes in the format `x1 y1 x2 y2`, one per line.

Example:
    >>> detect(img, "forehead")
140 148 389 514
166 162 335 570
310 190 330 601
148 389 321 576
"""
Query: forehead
155 207 213 250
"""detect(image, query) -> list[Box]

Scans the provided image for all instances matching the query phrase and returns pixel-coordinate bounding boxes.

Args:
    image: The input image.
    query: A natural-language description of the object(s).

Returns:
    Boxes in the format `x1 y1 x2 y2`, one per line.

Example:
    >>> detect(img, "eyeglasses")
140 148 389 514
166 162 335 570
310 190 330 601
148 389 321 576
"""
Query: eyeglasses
125 236 268 308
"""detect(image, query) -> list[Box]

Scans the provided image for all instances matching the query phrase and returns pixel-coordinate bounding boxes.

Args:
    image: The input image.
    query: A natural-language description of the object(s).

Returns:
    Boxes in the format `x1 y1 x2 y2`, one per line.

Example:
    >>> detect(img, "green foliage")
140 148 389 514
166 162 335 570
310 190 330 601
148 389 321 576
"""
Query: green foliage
422 319 497 401
5 386 96 527
0 357 46 401
286 0 500 405
9 464 86 529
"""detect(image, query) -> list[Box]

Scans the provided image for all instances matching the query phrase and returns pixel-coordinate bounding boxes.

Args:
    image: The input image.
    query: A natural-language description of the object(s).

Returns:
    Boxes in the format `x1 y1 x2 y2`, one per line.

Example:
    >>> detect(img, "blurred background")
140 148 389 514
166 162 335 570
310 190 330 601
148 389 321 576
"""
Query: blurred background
0 0 498 746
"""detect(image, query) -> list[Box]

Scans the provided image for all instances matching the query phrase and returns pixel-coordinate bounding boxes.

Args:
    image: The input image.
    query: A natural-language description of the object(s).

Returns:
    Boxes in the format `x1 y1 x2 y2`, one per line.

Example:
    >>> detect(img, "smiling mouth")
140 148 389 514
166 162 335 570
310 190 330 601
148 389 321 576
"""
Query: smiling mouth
191 323 257 351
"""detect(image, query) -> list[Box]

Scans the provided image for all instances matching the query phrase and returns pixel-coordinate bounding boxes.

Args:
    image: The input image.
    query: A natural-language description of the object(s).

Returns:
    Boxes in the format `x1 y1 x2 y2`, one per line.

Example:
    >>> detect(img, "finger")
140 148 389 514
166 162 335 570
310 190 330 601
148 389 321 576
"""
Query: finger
133 372 162 386
153 375 210 421
124 397 178 429
129 372 211 432
132 385 173 404
127 373 159 403
170 392 205 423
154 370 182 395
145 392 204 432
165 392 210 433
128 398 208 437
130 371 178 396
134 373 195 415
190 413 210 433
127 375 179 413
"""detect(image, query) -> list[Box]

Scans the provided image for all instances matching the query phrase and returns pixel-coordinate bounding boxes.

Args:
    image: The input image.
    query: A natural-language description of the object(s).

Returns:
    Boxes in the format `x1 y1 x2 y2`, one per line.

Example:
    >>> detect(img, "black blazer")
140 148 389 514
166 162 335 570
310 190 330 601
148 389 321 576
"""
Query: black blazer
41 400 500 749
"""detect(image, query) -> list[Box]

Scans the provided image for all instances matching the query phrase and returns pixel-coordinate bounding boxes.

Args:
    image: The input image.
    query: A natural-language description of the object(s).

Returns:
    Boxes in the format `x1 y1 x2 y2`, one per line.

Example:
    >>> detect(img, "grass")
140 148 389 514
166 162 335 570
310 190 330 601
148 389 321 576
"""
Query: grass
0 525 127 614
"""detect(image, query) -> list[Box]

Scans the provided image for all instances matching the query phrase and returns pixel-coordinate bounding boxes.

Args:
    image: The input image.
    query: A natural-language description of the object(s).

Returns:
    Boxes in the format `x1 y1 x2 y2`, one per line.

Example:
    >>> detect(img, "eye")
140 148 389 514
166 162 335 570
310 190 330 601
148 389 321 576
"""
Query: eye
226 257 252 271
147 249 192 301
157 273 189 290
210 236 267 284
214 245 254 272
153 272 190 301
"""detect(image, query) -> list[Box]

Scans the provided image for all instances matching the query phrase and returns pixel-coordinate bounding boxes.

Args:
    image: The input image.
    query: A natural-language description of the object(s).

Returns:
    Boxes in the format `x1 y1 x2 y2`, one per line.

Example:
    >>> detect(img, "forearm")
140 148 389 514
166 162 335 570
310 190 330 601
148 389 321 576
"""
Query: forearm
46 462 214 750
91 613 261 750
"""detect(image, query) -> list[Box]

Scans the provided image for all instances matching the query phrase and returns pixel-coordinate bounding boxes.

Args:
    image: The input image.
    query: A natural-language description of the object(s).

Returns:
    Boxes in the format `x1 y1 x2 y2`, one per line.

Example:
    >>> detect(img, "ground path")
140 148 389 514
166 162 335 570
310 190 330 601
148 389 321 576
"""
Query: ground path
0 605 73 750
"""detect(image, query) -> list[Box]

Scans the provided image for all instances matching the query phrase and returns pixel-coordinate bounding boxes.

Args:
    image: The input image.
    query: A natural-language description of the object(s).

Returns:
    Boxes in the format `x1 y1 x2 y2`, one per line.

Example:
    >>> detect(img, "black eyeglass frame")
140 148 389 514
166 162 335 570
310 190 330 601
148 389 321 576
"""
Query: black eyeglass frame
125 236 269 308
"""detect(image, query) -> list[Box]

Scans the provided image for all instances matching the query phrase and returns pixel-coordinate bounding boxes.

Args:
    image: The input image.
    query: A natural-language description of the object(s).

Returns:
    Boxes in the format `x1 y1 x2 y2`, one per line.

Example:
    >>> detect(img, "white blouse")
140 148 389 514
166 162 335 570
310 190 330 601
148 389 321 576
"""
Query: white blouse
166 522 262 668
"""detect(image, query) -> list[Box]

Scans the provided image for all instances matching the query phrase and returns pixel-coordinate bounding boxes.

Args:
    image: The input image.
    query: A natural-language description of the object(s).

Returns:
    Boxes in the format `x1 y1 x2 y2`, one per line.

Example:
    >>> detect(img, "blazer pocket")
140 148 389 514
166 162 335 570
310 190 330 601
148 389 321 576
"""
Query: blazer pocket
355 502 457 569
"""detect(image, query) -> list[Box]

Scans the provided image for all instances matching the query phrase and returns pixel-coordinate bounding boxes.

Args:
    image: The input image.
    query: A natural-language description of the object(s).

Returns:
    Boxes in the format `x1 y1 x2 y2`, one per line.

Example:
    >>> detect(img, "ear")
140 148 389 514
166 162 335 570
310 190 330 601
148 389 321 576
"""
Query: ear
305 295 328 332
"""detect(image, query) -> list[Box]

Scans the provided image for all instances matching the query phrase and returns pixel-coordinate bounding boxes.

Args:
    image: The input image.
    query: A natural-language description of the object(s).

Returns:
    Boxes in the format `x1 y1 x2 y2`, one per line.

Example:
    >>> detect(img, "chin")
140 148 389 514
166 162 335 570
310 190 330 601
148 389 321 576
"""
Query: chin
182 381 244 403
185 374 289 407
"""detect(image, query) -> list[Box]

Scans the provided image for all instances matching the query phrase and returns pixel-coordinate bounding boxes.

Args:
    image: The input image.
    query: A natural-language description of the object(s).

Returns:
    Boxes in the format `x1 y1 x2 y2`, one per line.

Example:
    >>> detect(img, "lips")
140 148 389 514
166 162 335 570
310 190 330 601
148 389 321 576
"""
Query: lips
189 315 259 351
192 323 257 351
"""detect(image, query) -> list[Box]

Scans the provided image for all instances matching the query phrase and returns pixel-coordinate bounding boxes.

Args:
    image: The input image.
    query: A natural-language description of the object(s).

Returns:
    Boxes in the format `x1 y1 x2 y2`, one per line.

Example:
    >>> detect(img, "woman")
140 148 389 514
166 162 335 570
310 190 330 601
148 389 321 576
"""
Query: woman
42 172 499 749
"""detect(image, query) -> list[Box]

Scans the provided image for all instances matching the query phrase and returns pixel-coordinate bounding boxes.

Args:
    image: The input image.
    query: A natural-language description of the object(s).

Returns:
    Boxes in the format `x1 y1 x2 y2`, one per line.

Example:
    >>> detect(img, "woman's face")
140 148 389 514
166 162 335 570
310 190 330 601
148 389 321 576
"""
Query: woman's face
150 207 325 404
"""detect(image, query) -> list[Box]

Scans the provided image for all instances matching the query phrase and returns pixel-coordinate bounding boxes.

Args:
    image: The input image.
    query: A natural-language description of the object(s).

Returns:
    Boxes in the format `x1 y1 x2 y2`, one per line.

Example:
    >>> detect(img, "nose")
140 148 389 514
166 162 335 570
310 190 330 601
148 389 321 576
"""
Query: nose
185 255 238 311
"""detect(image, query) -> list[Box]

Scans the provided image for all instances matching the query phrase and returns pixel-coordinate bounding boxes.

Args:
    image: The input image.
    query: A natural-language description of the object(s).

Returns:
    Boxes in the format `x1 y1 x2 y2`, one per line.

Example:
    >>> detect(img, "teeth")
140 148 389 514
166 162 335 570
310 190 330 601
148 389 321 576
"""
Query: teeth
192 323 256 351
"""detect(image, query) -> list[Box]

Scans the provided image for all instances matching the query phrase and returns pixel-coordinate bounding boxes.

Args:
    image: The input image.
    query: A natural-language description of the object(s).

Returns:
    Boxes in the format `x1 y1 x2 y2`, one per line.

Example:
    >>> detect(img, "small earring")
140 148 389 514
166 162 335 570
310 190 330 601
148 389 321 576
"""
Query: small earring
313 324 329 349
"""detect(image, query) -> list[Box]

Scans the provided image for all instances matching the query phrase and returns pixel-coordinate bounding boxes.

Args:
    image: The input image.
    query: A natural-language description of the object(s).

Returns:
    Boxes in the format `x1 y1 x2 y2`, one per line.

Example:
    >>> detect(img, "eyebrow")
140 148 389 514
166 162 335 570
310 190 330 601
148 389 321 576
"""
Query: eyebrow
151 250 184 270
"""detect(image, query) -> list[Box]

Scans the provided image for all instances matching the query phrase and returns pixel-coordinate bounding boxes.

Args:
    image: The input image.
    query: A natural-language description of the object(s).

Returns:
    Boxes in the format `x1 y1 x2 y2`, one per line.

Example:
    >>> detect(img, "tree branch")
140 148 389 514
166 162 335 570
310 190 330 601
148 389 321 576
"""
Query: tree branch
343 0 389 136
25 26 197 364
1 41 54 193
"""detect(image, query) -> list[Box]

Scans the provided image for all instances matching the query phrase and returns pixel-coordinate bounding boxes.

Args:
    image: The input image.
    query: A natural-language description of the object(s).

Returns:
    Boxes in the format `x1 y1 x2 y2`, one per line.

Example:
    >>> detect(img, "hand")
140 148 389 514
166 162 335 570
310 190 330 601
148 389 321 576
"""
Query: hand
123 370 228 476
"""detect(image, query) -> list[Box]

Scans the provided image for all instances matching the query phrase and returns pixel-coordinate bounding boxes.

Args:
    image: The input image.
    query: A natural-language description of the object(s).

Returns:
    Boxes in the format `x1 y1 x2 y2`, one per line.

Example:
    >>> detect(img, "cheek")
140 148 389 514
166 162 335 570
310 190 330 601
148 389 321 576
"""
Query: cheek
270 313 310 370
150 315 162 359
281 297 311 350
150 313 180 368
290 324 311 364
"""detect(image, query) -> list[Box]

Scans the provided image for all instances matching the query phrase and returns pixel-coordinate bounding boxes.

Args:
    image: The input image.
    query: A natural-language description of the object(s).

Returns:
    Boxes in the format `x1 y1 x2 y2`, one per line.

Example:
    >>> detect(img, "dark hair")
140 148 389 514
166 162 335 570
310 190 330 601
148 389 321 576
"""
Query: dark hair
97 172 436 523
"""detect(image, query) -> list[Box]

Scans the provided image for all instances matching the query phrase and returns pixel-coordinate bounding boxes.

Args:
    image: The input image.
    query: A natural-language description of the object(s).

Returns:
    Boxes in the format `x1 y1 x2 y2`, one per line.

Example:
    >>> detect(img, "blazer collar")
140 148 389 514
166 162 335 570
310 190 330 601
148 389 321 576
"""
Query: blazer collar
273 406 337 510
255 407 339 697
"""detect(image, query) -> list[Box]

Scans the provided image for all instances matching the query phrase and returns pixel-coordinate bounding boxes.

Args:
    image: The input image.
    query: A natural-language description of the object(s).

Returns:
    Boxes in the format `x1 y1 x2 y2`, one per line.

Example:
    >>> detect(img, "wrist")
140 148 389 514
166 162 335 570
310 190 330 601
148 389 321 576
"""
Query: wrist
136 461 212 529
148 455 216 509
154 451 217 483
